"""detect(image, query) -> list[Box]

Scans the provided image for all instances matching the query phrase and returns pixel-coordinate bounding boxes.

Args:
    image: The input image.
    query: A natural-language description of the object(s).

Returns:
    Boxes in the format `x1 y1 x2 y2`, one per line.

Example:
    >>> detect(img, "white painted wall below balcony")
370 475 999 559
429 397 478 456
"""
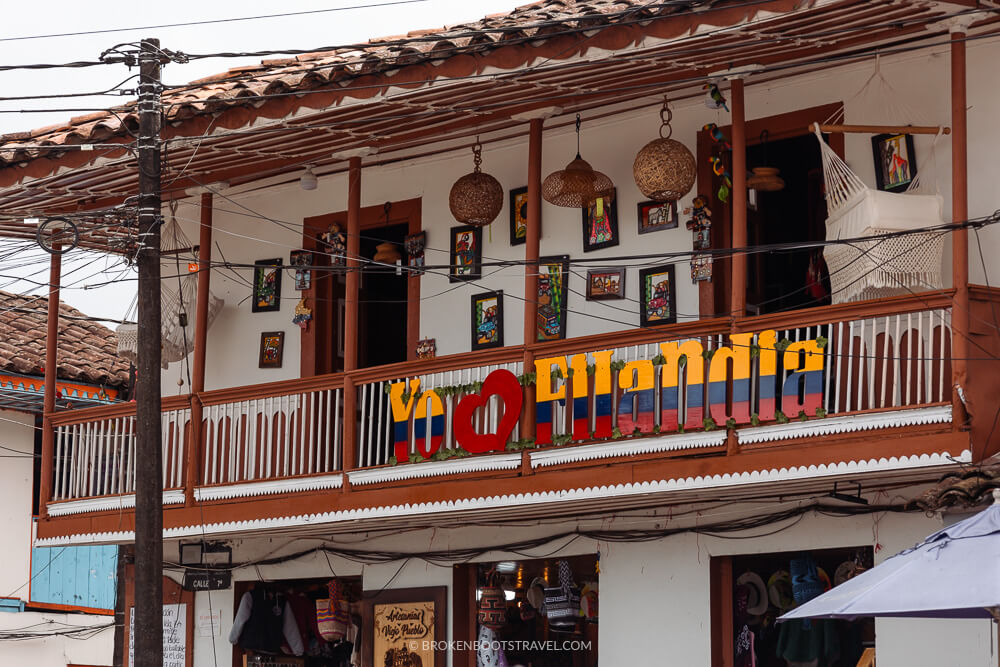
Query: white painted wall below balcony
162 36 1000 394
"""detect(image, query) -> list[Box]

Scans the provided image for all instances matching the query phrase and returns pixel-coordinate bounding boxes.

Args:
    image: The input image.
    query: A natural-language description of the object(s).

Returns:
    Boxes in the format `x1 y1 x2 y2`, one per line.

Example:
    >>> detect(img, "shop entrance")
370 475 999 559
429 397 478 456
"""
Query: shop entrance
713 546 874 667
455 555 599 667
357 221 408 369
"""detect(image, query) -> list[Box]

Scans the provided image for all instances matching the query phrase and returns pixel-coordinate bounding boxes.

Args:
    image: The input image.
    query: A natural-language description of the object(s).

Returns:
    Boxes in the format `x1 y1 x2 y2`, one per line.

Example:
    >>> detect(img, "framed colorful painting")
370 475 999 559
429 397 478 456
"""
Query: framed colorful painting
258 331 285 368
449 225 482 282
639 264 677 326
537 255 569 341
251 258 282 312
586 268 625 300
509 186 529 246
871 132 917 193
581 189 619 252
470 290 504 351
637 200 678 234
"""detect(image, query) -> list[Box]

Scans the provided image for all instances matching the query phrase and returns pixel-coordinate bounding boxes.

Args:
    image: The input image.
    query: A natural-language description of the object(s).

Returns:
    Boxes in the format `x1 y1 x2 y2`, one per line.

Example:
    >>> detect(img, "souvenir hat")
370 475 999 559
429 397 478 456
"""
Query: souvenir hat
834 559 866 586
735 572 768 615
526 577 546 610
768 570 795 610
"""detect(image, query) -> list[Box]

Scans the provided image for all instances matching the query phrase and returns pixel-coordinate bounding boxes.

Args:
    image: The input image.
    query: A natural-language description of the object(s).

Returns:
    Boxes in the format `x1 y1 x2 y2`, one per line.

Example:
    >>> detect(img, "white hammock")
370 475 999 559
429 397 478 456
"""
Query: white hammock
814 124 945 304
117 217 224 368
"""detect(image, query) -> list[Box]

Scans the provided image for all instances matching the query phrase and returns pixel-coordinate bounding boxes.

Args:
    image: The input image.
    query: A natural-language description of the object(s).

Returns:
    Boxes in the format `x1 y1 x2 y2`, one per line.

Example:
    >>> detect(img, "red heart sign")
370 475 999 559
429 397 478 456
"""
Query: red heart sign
454 369 523 454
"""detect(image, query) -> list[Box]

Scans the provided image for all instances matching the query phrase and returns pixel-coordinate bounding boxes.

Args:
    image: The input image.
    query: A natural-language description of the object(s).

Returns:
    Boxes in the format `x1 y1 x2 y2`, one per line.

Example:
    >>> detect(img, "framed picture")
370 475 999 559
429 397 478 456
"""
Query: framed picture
586 268 625 300
251 258 282 312
363 586 447 667
509 186 529 246
449 225 482 282
289 250 312 291
537 255 569 341
470 290 503 350
581 189 619 252
258 331 284 368
871 132 917 193
637 200 678 234
404 231 426 272
639 264 677 326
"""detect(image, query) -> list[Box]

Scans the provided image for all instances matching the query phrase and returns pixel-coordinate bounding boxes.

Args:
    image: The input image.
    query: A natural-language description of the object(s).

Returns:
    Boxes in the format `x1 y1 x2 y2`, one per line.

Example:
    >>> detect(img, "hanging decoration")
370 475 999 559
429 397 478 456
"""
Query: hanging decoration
703 82 729 111
415 338 436 359
703 123 731 151
542 114 614 208
632 97 696 202
292 298 313 330
449 138 503 226
404 231 426 272
709 156 733 203
319 222 347 267
372 202 402 266
477 570 507 630
747 130 786 192
684 195 713 283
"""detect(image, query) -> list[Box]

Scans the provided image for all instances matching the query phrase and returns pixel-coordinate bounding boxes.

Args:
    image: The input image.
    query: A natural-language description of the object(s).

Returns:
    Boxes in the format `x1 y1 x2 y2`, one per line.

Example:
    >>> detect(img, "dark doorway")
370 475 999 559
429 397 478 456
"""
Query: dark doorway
745 133 831 314
357 223 408 368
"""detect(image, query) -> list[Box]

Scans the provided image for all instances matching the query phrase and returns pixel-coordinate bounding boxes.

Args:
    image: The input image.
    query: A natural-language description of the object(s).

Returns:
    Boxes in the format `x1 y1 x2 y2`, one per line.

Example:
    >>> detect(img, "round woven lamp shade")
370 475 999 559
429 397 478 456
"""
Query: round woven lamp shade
633 137 696 202
542 156 615 208
747 166 785 192
449 171 503 226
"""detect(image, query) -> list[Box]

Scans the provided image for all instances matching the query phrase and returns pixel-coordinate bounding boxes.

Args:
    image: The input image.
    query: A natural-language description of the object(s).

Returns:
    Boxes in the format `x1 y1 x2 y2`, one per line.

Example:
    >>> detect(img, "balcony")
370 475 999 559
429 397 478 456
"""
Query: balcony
39 289 994 541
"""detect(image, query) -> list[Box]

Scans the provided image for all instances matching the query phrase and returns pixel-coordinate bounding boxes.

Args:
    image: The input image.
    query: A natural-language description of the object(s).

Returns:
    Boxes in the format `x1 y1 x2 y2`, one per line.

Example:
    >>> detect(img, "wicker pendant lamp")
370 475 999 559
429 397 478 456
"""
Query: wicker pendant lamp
746 130 785 192
542 114 614 208
449 138 503 226
633 97 696 202
372 202 402 265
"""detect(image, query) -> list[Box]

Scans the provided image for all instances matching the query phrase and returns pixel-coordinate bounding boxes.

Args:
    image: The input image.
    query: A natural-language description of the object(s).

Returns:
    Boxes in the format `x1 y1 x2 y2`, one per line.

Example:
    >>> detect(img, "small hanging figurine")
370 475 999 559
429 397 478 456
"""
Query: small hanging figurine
703 82 729 111
703 123 731 152
319 223 347 267
685 195 713 283
404 231 426 273
292 298 313 330
709 156 733 203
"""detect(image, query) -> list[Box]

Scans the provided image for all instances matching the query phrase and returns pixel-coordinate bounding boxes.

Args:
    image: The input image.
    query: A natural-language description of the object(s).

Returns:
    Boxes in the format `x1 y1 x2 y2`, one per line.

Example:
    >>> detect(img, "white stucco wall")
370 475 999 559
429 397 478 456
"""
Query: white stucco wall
182 497 995 667
0 409 115 666
161 35 1000 395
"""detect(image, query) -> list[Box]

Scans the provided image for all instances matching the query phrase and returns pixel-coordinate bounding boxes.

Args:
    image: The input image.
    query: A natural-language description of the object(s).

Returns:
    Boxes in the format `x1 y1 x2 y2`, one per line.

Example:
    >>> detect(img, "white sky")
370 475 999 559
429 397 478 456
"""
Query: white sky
0 0 523 322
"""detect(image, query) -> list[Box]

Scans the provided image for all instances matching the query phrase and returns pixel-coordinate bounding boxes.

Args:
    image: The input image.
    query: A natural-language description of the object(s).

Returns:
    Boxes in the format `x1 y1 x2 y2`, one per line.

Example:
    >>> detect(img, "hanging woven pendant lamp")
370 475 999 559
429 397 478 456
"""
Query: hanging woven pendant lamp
746 130 785 192
542 114 615 208
449 138 503 226
633 97 696 202
372 202 402 265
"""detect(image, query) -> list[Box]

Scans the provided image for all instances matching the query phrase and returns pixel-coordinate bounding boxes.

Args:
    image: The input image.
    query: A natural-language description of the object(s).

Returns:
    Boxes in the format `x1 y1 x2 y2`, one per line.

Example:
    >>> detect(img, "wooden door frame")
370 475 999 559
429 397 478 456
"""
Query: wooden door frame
301 197 422 376
696 102 845 319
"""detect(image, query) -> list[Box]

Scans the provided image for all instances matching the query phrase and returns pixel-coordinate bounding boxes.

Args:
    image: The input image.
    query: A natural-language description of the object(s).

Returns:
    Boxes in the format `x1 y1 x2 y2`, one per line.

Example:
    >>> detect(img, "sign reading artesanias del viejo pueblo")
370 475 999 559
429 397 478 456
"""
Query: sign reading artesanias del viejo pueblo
389 330 823 462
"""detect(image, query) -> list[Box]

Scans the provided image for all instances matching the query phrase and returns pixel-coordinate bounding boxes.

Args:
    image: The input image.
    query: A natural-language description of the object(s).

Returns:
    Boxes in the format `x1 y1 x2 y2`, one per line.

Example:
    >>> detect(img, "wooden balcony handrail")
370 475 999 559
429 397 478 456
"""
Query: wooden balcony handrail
346 345 528 385
196 371 347 406
48 394 190 426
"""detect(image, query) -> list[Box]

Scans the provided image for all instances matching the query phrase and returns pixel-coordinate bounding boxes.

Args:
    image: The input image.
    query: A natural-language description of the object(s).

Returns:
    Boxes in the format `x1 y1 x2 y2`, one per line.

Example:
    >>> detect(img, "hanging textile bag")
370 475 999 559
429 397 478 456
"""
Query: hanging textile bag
477 570 507 630
316 579 350 641
545 560 580 629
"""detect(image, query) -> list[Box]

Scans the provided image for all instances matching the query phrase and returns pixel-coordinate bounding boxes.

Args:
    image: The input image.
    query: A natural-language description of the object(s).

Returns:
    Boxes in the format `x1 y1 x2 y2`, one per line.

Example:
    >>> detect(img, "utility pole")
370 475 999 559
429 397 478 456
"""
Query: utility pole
133 37 163 667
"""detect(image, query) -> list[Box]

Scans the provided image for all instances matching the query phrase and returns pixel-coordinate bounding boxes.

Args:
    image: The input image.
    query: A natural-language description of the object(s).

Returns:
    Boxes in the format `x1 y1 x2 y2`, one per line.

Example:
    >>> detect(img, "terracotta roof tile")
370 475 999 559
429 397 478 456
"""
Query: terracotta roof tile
906 460 1000 511
0 290 129 388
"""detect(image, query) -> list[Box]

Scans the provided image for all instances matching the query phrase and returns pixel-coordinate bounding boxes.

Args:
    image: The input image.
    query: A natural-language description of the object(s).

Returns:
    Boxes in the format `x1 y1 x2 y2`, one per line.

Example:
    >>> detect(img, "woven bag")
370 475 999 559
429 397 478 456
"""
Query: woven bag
545 560 580 629
477 571 507 630
316 579 349 641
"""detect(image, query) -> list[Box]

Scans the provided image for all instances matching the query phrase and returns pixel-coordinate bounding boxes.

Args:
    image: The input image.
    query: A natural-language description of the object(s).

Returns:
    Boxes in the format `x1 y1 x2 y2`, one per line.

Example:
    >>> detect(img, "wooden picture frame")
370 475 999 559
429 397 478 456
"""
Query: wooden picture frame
362 586 447 667
581 189 619 252
637 200 678 234
509 186 529 246
251 258 282 312
871 132 917 193
537 255 570 341
449 225 482 282
470 290 504 350
258 331 285 368
639 264 677 326
586 268 625 300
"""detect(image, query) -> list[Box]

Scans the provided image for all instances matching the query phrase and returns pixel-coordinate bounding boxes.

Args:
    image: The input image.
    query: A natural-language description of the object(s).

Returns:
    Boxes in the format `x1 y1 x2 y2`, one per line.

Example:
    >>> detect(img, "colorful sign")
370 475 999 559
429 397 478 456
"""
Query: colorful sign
389 330 823 460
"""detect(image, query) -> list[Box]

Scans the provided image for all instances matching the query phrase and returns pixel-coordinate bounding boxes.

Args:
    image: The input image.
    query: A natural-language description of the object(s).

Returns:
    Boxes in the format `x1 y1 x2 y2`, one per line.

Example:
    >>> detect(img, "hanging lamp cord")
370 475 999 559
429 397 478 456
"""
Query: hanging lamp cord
575 113 582 159
472 137 483 173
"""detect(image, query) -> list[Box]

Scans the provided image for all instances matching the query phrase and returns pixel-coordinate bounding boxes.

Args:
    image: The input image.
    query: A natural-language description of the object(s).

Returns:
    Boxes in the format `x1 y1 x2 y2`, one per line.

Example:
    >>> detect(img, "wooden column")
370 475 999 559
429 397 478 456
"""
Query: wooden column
950 28 970 432
521 118 543 440
344 157 362 372
341 374 356 490
729 78 747 321
185 192 213 505
38 249 61 518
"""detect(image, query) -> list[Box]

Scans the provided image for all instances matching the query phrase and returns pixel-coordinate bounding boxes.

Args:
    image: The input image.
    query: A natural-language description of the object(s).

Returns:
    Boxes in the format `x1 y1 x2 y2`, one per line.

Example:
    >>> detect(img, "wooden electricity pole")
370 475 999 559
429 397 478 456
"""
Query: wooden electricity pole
133 37 164 667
